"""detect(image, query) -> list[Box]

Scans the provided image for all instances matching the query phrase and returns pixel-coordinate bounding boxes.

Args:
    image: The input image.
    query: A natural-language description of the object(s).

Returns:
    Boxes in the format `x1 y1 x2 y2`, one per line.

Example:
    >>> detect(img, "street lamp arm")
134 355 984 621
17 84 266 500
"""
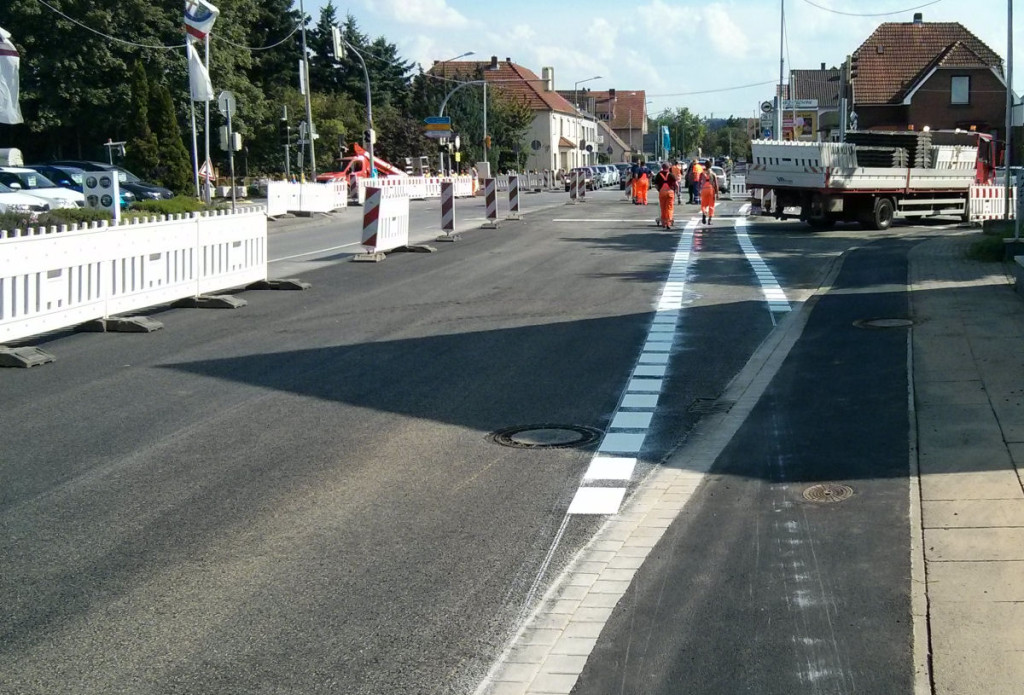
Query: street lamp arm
439 80 484 117
342 37 376 175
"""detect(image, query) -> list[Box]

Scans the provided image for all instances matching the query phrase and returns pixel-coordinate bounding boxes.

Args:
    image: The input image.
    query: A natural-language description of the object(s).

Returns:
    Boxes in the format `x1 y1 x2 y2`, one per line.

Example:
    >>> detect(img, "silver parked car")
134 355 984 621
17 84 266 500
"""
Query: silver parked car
711 166 729 195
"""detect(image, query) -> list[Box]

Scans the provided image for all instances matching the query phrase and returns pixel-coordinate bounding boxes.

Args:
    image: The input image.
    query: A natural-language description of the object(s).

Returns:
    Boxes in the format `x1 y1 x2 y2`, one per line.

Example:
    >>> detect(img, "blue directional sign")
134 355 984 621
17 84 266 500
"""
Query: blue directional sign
424 116 452 125
762 128 772 138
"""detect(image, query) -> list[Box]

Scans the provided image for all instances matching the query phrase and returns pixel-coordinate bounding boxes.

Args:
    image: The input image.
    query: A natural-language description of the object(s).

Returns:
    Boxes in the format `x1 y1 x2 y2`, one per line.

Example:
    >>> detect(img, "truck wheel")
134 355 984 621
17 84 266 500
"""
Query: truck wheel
869 197 894 230
805 193 834 229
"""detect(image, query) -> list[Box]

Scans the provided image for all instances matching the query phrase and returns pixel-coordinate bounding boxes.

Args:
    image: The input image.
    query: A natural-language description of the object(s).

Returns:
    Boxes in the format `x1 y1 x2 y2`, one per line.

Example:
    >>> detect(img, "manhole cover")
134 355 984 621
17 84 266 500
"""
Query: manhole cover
853 318 914 329
802 483 854 503
491 424 601 449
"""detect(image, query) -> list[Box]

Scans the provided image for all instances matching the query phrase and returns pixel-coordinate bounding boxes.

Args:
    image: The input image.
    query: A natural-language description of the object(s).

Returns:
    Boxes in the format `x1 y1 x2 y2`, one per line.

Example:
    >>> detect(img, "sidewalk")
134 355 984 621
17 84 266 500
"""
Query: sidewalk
909 232 1024 695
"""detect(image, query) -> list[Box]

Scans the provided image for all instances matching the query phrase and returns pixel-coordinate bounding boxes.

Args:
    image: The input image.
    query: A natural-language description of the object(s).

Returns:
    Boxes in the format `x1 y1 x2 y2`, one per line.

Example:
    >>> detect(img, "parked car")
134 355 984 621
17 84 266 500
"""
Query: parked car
46 160 174 200
598 165 618 187
615 163 631 189
27 164 137 207
564 167 594 191
0 181 50 215
711 166 729 194
0 166 83 209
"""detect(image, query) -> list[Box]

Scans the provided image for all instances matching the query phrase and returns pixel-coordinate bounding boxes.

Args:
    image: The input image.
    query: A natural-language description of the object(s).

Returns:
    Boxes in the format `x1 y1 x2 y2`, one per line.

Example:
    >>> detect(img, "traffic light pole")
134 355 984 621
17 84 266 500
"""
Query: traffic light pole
298 0 316 179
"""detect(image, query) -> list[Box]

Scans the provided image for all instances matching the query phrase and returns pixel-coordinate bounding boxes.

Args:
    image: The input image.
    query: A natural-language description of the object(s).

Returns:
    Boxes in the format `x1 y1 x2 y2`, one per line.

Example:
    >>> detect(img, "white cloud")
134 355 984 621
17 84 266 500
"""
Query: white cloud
371 0 469 29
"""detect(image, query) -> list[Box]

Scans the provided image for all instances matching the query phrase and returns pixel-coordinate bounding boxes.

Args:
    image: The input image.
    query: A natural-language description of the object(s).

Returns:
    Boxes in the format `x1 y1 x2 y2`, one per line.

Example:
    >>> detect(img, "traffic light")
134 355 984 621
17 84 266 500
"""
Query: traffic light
485 135 492 148
278 119 289 144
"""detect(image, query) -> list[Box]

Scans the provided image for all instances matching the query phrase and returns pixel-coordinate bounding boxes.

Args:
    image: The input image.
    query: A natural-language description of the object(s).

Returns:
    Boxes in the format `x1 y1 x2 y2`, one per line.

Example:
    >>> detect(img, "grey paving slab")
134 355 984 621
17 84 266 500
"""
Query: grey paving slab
922 499 1024 528
920 470 1024 500
924 527 1024 561
915 379 989 406
926 560 1024 602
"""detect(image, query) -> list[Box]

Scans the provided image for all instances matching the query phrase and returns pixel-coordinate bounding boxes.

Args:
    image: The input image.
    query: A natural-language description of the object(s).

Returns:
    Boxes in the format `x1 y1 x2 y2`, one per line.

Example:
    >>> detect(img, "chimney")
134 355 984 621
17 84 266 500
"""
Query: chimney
913 12 923 24
505 57 511 64
609 88 616 98
489 55 498 70
541 66 554 92
821 62 826 71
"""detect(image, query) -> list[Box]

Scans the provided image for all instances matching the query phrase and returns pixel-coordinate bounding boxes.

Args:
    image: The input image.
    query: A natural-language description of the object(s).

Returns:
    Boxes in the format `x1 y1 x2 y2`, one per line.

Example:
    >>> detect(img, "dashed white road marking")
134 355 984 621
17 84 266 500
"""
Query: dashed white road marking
735 217 791 321
565 218 699 516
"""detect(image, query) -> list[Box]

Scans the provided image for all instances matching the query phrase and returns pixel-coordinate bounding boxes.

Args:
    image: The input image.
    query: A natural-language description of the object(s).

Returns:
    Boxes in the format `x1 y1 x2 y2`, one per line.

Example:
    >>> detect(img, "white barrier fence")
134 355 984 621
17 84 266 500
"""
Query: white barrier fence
356 176 474 204
361 186 410 254
969 185 1017 221
0 208 267 343
266 181 348 217
729 174 747 198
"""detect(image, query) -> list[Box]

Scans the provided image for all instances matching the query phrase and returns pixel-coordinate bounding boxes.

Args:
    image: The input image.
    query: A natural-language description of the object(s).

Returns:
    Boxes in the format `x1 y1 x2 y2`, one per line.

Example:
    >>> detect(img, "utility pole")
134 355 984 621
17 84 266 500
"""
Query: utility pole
1005 0 1014 222
299 0 316 179
776 0 785 140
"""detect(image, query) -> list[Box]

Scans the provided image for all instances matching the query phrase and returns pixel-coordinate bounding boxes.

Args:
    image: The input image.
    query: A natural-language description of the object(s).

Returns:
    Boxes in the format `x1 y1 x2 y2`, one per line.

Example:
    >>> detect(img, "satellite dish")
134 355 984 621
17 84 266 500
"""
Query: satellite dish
585 144 593 153
530 140 542 151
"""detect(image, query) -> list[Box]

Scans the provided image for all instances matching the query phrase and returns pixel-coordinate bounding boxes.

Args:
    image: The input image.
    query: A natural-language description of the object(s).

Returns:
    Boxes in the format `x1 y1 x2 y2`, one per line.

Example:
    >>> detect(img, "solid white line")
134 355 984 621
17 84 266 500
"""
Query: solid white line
270 241 362 263
735 217 791 321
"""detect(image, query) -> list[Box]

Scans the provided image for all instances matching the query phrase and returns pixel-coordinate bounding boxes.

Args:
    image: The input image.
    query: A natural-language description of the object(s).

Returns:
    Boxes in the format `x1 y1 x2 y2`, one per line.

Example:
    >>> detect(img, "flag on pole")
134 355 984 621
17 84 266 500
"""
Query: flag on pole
184 0 219 40
0 26 24 125
187 38 213 102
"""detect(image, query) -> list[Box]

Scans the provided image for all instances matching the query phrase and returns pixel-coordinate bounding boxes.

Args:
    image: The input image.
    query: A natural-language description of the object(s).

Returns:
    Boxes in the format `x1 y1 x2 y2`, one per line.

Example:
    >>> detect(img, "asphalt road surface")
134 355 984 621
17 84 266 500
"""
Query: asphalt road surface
0 189 940 693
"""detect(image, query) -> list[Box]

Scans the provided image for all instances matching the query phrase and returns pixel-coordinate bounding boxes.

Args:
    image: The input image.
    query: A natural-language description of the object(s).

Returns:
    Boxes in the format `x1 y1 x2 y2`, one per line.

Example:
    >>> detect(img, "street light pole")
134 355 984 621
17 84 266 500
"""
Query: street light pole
341 38 375 177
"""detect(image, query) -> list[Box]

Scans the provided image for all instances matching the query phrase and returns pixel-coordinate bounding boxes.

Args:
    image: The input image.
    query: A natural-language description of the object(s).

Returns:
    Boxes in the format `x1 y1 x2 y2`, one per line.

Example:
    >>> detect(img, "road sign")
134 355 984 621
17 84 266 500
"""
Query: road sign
759 112 773 126
760 100 773 114
425 123 452 132
217 90 236 118
425 131 451 139
762 128 772 139
782 99 817 110
424 116 451 125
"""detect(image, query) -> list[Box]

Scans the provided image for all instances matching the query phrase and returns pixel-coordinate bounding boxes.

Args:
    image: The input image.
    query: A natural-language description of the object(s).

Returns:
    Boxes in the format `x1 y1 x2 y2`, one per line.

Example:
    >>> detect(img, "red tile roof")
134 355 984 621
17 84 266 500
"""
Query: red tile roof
852 21 1002 105
558 90 648 130
428 60 576 115
558 136 575 148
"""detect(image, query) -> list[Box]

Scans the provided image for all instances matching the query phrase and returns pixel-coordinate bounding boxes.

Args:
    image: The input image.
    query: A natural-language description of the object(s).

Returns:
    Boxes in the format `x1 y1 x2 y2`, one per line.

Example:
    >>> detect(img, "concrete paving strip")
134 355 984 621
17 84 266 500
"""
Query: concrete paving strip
473 248 849 695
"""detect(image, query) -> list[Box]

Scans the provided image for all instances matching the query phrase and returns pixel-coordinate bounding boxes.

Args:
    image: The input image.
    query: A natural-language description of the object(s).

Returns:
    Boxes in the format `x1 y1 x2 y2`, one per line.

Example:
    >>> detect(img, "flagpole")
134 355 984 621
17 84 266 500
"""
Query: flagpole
187 38 200 198
203 33 211 204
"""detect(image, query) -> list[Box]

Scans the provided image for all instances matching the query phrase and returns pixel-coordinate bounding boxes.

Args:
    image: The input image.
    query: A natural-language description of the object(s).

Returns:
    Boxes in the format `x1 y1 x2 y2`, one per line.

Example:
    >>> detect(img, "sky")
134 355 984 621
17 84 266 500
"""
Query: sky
307 0 1023 119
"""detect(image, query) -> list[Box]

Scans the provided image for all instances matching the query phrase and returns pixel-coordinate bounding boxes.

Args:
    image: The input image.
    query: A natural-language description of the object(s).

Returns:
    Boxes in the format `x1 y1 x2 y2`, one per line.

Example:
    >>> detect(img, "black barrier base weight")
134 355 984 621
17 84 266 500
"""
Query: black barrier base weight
352 252 387 263
247 279 312 291
171 295 247 309
77 316 164 333
436 233 461 242
0 346 56 368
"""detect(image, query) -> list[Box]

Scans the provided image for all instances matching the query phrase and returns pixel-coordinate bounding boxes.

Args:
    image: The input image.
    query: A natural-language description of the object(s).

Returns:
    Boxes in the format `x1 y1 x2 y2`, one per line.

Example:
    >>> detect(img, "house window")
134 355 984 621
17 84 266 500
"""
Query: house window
951 76 970 104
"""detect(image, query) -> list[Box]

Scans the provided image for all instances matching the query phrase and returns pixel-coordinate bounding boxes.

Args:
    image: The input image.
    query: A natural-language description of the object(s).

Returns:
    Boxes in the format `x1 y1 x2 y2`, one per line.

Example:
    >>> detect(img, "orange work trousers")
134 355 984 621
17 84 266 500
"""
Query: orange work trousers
659 187 675 227
700 183 716 219
633 175 649 204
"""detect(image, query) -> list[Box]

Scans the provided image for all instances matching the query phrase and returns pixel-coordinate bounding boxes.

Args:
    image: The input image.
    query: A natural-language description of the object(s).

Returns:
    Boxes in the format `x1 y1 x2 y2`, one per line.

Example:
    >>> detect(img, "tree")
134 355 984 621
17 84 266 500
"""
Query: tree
151 84 194 194
124 62 160 180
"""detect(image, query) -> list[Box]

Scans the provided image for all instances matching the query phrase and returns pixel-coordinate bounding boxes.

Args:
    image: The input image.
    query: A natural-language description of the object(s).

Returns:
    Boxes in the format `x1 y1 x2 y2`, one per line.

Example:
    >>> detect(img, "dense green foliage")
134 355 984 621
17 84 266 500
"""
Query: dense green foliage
0 207 113 230
129 195 213 215
650 109 752 161
0 1 535 187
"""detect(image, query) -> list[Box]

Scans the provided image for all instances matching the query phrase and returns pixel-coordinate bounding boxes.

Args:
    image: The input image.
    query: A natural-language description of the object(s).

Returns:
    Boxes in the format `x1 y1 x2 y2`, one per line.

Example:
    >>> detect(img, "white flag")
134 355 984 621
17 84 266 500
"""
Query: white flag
187 39 213 102
0 26 24 125
184 0 219 40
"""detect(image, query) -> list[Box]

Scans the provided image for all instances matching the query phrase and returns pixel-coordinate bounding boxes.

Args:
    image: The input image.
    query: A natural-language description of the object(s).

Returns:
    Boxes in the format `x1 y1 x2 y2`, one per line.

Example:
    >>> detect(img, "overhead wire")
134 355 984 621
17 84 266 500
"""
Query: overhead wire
648 80 777 98
31 0 301 53
800 0 944 18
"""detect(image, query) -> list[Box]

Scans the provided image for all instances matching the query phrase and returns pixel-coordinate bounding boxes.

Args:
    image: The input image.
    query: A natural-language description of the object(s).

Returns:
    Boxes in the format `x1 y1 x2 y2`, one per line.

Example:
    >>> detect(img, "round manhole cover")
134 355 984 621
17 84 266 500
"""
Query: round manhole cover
491 424 601 449
854 318 914 329
803 483 854 503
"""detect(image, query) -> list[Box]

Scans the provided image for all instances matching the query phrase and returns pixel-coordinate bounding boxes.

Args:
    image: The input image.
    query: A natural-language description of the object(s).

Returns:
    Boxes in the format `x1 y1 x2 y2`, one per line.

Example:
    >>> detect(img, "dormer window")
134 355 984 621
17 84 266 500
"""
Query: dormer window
951 76 970 104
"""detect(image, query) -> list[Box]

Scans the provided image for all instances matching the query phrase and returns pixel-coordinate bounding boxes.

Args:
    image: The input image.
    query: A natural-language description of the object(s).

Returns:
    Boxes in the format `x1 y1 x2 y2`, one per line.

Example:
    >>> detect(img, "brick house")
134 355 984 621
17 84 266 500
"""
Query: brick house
556 89 648 160
850 13 1008 139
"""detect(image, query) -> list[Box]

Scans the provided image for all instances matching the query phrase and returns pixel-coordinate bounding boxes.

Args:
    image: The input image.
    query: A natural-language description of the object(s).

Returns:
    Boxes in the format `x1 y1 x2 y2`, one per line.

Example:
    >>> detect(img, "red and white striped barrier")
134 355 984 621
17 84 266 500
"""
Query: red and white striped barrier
969 185 1016 221
508 175 522 220
577 171 586 202
356 186 410 260
568 171 579 204
482 178 499 228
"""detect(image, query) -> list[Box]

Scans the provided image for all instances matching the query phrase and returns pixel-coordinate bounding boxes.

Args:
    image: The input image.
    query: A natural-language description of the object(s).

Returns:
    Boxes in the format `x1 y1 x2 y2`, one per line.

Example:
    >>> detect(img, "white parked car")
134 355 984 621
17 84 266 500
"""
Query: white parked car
711 166 729 194
0 181 50 215
0 166 84 209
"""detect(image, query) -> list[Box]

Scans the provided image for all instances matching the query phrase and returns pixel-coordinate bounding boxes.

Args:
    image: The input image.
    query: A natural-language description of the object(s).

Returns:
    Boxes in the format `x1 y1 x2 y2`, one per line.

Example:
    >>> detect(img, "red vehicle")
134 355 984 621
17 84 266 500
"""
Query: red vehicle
315 143 407 187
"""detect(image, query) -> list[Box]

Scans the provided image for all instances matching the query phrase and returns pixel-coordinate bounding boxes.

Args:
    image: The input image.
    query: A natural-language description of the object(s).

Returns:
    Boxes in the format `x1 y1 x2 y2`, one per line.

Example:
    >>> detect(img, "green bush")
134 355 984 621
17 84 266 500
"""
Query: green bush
0 207 113 231
128 195 211 216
